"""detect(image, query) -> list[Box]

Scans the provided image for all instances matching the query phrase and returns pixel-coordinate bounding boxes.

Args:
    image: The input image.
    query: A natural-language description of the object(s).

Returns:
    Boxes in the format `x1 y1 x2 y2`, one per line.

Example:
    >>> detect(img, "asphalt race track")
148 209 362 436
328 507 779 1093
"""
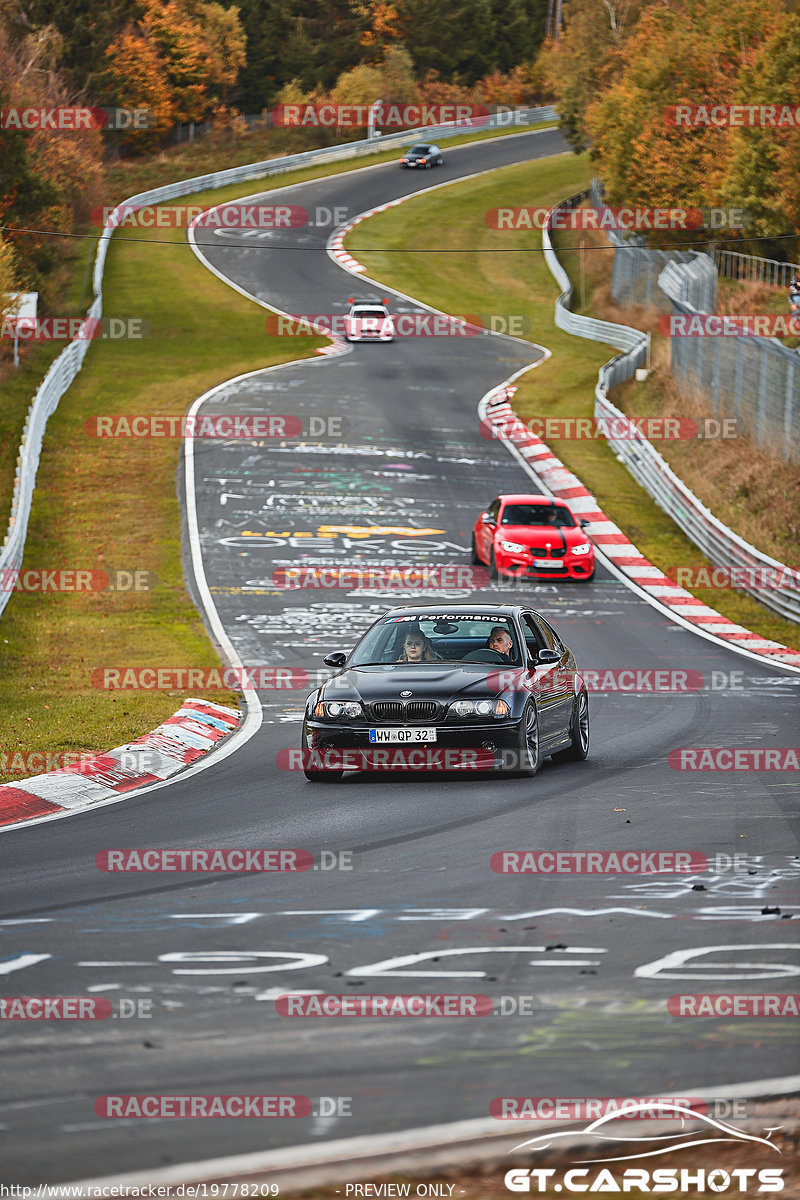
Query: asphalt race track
1 128 798 1184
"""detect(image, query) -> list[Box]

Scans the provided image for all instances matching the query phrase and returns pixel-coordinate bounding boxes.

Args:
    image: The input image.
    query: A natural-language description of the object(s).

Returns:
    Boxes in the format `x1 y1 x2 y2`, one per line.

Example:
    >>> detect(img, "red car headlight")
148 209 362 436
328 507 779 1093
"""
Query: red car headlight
570 542 593 556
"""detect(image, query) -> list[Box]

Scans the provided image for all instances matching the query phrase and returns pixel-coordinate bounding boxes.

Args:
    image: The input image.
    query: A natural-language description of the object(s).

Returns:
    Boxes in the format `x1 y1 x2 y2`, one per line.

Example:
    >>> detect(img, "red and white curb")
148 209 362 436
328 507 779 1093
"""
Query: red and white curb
0 700 240 829
482 384 800 669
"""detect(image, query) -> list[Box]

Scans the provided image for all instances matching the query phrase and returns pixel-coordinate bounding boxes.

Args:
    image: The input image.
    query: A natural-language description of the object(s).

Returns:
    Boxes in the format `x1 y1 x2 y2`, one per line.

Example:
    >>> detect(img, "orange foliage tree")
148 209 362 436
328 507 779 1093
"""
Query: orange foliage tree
104 0 246 148
584 0 783 216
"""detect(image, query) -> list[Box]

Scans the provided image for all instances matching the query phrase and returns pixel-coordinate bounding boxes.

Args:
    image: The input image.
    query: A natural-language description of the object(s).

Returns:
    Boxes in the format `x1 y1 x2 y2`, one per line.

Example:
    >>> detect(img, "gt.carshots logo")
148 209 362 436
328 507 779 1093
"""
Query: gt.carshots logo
270 102 489 127
504 1102 785 1193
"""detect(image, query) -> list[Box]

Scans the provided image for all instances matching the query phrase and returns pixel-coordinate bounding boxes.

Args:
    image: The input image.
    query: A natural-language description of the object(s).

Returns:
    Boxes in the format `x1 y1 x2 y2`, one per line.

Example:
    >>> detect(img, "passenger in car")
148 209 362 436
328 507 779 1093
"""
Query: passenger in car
397 629 441 662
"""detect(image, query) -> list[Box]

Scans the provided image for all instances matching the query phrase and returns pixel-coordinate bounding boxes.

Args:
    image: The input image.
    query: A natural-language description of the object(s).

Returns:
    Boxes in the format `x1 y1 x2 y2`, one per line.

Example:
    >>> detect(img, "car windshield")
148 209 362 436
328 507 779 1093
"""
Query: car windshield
352 308 388 319
349 614 521 666
500 503 575 527
409 145 431 154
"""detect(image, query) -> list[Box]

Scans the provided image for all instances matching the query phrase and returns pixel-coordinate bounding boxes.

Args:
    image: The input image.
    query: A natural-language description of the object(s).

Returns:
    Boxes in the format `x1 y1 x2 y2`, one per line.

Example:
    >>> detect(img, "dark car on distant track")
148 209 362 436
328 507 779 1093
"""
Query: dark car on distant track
301 604 589 782
399 143 444 168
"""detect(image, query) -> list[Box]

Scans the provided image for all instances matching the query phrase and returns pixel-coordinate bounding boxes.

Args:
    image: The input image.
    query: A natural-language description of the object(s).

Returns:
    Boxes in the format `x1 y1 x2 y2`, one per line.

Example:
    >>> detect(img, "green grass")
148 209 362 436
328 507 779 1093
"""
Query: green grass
343 153 800 649
0 187 327 782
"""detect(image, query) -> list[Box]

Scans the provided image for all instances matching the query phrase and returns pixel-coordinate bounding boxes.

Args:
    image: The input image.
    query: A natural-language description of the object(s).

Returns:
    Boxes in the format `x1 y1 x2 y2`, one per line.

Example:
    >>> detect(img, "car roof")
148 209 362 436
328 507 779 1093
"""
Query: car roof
378 603 537 619
495 494 569 506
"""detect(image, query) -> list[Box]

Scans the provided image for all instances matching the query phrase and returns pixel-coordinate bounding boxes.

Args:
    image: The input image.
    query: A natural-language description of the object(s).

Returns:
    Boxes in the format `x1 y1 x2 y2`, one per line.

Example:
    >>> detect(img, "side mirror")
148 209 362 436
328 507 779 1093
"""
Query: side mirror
579 518 589 528
537 648 560 665
323 651 347 669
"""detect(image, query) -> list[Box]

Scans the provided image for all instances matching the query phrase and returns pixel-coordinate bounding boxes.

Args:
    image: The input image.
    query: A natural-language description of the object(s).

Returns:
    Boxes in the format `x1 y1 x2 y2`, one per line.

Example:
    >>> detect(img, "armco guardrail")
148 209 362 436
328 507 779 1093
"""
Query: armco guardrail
0 107 556 622
543 195 800 625
713 246 800 290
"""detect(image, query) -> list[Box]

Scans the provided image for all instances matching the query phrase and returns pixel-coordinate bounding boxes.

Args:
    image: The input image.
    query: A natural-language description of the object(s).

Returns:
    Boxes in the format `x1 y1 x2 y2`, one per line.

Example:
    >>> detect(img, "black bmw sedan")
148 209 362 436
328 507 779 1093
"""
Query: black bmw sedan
399 143 444 168
301 604 589 782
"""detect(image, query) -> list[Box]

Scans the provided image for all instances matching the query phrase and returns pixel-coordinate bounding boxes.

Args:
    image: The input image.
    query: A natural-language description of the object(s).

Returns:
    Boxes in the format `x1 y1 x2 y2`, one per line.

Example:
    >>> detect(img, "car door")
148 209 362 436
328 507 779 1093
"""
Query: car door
529 612 574 739
519 613 559 740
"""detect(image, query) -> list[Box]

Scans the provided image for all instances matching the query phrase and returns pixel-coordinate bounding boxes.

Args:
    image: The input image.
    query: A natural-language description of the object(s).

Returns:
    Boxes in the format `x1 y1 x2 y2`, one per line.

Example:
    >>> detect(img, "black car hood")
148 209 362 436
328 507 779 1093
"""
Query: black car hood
321 664 524 702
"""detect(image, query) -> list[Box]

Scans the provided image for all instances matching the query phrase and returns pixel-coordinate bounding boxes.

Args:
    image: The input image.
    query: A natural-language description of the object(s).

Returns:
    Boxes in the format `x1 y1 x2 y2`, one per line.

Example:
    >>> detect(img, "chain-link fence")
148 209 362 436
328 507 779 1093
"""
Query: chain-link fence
607 229 718 312
604 222 799 463
659 260 799 464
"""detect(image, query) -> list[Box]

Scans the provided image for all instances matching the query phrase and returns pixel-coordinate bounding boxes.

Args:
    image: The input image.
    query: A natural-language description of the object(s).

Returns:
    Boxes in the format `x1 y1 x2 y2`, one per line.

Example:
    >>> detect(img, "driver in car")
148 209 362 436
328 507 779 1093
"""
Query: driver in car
487 626 514 661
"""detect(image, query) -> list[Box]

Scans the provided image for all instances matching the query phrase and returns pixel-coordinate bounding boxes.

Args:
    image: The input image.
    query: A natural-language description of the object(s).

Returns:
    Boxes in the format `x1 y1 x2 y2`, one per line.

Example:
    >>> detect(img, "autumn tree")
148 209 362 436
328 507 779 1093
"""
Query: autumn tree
585 0 782 217
536 0 646 150
0 20 102 300
103 0 246 145
357 0 408 61
722 12 800 242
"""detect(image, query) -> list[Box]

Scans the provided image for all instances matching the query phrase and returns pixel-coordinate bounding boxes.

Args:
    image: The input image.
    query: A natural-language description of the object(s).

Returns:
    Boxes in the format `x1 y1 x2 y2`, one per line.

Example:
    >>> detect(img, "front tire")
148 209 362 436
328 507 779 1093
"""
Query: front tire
489 549 499 580
515 702 542 777
471 534 482 565
552 690 590 762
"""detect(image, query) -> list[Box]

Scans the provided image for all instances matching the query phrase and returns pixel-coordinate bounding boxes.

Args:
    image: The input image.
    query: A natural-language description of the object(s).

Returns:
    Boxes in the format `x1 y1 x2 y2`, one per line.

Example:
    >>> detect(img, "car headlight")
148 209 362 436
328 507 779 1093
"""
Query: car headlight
313 701 362 719
452 699 510 718
570 542 592 555
499 540 528 554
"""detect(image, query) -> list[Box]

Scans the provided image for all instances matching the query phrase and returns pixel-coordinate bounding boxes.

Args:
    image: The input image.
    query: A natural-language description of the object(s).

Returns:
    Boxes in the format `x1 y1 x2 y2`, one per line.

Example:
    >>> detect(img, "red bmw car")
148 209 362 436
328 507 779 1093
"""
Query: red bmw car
471 494 595 581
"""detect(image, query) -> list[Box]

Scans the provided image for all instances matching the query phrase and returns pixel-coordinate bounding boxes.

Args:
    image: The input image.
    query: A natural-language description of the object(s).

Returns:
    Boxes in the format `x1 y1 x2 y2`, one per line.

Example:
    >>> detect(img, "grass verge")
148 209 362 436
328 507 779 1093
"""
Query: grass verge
343 153 799 649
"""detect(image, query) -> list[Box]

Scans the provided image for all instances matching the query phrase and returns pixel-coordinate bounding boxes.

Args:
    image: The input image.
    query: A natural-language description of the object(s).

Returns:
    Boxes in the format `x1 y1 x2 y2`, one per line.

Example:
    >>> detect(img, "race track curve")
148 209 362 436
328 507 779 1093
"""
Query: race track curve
1 127 798 1185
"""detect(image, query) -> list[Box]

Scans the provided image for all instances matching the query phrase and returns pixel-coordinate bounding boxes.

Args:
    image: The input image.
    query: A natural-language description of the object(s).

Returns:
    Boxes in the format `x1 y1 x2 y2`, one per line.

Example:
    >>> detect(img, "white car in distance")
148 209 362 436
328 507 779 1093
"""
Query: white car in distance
344 299 395 342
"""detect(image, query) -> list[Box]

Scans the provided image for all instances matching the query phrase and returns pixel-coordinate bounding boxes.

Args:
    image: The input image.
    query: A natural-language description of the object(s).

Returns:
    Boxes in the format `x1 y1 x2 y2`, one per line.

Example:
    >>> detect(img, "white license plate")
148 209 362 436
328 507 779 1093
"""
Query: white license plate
533 558 560 567
369 728 437 743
